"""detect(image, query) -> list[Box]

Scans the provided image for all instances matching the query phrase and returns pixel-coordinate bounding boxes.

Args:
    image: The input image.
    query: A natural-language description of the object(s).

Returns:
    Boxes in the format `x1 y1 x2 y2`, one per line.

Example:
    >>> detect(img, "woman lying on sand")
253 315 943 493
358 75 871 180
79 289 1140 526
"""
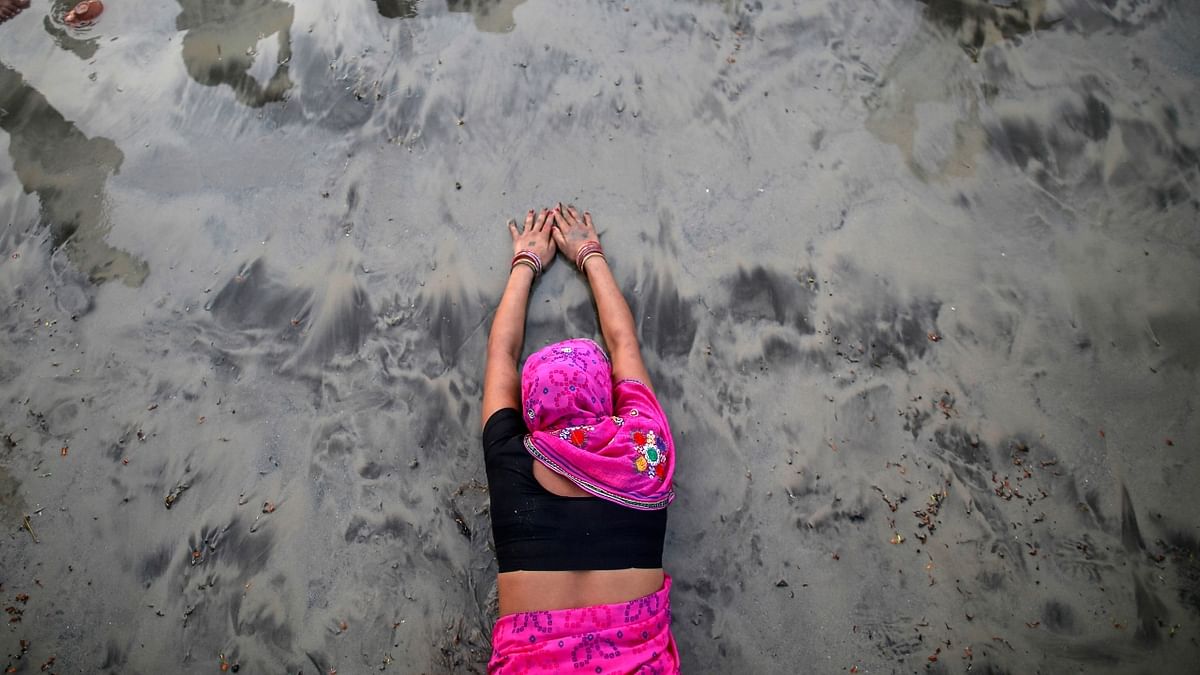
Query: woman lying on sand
481 205 679 673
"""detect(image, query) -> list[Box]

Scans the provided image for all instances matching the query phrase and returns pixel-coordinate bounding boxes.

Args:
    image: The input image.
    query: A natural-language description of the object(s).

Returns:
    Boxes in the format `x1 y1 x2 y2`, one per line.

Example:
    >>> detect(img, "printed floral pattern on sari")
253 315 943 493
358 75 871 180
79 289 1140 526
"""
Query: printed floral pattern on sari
489 576 679 674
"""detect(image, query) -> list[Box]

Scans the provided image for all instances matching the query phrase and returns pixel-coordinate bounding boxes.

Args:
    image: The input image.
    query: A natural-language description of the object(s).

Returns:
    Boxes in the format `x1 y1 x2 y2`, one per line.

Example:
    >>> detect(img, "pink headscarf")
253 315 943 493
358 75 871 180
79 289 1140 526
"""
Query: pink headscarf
521 338 675 510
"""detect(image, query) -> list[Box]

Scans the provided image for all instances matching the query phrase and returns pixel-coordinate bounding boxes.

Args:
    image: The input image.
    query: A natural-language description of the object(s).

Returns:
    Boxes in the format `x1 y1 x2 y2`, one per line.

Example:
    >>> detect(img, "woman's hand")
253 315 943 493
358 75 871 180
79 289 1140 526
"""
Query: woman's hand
550 204 599 264
509 209 557 268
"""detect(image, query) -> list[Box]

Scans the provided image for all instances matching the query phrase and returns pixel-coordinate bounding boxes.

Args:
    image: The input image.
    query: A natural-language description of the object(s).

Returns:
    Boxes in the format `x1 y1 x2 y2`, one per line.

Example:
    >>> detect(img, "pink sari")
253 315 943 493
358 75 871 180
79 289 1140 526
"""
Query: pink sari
489 576 680 674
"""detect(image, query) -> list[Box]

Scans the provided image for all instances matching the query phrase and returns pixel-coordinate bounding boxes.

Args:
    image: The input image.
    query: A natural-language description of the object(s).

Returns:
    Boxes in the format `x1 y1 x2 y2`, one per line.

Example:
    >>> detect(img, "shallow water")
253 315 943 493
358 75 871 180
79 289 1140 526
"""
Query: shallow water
1 0 1198 672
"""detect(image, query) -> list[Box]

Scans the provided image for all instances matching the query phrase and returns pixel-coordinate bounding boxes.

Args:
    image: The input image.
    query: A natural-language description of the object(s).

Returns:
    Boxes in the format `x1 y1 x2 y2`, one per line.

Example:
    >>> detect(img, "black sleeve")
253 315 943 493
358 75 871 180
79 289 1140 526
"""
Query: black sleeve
482 408 527 452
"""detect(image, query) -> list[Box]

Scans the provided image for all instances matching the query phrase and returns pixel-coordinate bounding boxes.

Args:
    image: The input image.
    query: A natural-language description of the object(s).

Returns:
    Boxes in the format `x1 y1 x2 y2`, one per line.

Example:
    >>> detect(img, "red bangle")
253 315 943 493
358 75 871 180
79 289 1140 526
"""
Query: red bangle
511 250 543 276
579 251 606 270
575 242 603 270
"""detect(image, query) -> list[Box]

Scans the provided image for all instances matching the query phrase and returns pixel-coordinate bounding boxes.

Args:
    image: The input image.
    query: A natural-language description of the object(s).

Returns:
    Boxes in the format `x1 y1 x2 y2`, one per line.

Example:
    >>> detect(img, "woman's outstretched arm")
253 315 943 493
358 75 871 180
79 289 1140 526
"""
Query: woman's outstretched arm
482 209 557 430
551 206 654 391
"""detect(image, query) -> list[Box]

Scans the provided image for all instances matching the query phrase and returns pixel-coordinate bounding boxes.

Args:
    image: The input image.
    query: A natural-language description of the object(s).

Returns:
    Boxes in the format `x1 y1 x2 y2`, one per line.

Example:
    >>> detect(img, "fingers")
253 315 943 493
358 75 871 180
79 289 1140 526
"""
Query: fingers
523 209 534 233
534 208 551 232
551 222 568 250
583 211 595 232
507 218 519 241
560 203 581 228
550 208 568 231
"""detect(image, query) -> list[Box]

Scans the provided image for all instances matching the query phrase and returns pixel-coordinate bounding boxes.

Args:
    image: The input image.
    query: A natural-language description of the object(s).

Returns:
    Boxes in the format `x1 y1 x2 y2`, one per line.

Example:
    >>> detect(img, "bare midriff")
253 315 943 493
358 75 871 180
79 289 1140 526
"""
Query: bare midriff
498 568 665 616
495 460 665 616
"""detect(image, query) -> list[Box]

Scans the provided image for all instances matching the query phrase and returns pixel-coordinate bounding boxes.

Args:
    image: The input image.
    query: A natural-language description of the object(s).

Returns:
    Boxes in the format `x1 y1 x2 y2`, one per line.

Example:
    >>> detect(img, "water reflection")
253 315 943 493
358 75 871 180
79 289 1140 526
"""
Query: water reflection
42 0 100 60
374 0 418 20
371 0 526 31
447 0 525 33
863 12 986 182
919 0 1051 60
176 0 295 107
867 0 1063 181
0 62 148 286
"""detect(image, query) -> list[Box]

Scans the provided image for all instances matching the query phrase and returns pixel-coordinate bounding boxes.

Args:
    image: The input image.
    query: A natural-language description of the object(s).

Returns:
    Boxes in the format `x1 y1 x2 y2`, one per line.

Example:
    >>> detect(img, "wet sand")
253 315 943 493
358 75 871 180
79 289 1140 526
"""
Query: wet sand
1 0 1199 672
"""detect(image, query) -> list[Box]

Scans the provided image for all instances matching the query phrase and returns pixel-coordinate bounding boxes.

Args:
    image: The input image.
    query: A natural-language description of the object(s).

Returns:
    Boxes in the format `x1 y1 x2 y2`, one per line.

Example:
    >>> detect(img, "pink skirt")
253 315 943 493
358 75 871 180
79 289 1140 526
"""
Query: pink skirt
489 575 680 674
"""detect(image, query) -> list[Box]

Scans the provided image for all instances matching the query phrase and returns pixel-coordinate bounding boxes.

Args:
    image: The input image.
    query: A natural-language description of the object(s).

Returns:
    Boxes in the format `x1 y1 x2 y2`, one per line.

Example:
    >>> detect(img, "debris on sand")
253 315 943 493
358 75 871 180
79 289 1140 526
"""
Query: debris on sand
913 487 948 542
22 515 38 543
164 482 190 509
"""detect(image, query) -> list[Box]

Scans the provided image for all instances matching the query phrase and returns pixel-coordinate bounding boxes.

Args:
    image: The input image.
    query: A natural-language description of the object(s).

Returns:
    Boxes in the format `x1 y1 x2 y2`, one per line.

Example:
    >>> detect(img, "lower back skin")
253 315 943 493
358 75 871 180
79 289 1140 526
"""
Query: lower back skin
498 568 665 616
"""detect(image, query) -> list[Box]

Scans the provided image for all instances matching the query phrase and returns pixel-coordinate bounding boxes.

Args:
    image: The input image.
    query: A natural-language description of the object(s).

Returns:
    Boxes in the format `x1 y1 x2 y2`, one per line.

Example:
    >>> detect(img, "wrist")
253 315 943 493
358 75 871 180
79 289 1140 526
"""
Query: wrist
511 250 544 277
510 259 538 279
581 252 608 275
574 241 604 271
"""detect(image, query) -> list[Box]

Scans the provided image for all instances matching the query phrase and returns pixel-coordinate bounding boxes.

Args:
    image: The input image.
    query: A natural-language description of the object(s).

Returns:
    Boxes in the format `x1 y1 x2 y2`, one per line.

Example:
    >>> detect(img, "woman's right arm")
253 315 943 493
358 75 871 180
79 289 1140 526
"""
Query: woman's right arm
482 209 557 429
551 206 654 391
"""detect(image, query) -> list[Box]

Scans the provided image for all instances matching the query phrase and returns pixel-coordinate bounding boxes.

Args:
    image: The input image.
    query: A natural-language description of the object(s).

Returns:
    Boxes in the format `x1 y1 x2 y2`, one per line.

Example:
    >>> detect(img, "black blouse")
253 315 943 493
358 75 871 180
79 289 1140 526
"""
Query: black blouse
483 408 668 572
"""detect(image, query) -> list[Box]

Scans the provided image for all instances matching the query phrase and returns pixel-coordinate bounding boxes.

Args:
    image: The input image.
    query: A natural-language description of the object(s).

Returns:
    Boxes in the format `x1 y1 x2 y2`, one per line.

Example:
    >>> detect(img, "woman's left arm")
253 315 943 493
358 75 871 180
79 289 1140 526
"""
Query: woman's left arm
482 208 557 430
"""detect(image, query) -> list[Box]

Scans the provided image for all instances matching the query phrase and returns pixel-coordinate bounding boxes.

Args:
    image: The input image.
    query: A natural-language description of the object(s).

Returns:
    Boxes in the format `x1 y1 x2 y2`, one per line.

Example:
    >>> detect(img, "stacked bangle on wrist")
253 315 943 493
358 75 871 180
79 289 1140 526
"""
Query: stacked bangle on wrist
511 250 543 276
575 242 605 271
